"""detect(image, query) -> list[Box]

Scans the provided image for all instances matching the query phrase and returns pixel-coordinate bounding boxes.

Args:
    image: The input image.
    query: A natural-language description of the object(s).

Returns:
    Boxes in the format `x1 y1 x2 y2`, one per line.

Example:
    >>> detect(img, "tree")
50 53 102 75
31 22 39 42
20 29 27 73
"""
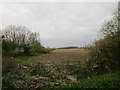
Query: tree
2 25 41 56
2 25 40 46
87 9 120 73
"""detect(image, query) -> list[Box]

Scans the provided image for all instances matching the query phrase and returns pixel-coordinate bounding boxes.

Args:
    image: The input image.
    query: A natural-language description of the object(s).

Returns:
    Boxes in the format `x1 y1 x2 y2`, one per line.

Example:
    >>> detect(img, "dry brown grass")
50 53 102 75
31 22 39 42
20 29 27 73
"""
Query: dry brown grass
30 49 89 64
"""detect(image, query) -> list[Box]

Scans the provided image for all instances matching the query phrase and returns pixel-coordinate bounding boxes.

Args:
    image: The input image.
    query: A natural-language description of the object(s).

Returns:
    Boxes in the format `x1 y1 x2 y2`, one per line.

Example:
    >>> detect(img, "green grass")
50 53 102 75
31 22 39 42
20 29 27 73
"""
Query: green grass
16 56 35 62
55 71 120 88
15 55 37 66
15 54 42 64
15 53 49 65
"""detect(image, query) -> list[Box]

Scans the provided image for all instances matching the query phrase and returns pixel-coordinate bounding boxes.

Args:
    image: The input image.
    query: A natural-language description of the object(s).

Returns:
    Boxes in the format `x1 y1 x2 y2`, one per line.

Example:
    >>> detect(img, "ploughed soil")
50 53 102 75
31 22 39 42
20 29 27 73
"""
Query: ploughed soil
30 49 89 64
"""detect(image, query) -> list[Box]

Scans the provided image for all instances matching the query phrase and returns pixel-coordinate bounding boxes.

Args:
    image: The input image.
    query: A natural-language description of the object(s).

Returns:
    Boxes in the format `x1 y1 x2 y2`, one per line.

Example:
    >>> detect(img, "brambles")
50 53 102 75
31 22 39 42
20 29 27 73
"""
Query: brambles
2 63 82 88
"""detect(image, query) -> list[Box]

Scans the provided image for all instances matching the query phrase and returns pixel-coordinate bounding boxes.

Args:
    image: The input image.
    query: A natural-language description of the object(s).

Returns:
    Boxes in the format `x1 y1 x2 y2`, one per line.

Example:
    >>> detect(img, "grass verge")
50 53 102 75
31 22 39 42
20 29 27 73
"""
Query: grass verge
15 53 43 64
55 71 120 88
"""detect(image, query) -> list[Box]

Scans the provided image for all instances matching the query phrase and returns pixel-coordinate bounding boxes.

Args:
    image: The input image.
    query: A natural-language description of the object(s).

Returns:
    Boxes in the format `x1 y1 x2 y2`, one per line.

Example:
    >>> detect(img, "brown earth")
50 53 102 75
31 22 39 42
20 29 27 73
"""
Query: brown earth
30 49 89 64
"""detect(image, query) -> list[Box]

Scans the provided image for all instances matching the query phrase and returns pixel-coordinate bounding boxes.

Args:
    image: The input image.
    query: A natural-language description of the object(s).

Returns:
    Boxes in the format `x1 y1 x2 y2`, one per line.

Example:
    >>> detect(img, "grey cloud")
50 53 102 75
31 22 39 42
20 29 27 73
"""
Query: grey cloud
1 2 118 48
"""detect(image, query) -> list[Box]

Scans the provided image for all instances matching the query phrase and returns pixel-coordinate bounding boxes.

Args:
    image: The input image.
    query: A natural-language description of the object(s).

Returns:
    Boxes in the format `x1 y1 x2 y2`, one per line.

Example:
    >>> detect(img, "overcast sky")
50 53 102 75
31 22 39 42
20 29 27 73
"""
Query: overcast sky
1 2 118 48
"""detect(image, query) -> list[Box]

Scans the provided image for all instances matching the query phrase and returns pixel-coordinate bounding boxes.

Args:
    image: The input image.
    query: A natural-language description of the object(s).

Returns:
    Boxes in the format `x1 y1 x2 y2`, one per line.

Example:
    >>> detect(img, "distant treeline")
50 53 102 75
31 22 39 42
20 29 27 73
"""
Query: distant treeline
57 46 85 49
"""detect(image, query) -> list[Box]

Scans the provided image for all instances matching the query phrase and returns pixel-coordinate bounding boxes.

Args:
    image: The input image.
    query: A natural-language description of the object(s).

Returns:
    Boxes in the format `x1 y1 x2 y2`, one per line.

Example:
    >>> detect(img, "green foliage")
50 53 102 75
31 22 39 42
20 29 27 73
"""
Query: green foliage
2 59 120 89
86 10 120 73
28 65 43 76
16 56 36 64
56 71 120 88
2 40 18 56
30 45 47 54
23 44 31 55
2 25 51 57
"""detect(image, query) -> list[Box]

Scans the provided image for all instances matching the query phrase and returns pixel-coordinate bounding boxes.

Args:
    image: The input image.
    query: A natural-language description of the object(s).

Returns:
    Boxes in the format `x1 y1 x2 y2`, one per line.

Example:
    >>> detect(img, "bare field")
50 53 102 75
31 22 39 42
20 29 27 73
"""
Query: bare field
31 49 89 64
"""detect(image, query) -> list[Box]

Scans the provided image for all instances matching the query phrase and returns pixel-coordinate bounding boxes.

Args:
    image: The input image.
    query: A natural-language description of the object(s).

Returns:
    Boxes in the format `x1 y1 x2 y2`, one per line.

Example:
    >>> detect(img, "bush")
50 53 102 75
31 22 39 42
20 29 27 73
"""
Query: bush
2 40 18 56
86 10 120 73
2 57 19 74
30 45 51 55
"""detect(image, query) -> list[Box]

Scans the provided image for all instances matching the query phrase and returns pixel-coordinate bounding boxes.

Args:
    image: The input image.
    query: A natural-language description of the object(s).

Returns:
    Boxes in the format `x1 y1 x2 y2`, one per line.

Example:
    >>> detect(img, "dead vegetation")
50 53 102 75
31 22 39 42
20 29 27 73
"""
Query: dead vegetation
3 60 88 88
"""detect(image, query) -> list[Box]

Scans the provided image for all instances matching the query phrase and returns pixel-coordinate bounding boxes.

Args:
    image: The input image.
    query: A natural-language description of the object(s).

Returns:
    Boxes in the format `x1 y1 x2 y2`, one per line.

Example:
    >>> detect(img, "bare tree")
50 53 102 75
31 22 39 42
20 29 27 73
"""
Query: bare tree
2 25 40 46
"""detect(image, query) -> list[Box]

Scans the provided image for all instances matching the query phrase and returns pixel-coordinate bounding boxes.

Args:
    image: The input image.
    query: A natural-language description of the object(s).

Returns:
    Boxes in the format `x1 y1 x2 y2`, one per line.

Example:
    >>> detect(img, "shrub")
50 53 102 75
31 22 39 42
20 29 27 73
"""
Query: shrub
2 57 19 74
86 10 120 73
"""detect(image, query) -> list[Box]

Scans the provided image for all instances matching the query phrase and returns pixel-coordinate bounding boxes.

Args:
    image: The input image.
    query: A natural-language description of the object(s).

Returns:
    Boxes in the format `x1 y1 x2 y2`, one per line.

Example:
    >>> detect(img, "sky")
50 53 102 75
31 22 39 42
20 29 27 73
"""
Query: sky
0 2 118 48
